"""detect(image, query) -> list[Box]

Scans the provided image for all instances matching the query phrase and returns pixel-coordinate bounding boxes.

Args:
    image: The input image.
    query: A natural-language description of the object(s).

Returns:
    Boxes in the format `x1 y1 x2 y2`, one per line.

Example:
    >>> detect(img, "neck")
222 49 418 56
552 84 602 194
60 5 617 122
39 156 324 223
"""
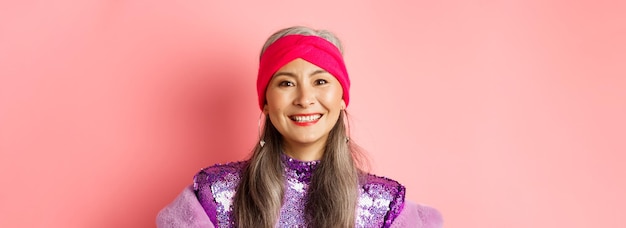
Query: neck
282 139 326 161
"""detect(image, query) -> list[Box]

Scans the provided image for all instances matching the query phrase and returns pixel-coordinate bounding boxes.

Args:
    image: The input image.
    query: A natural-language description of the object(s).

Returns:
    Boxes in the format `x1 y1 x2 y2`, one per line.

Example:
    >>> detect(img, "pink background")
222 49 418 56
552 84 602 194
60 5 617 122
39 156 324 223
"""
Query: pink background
1 1 625 227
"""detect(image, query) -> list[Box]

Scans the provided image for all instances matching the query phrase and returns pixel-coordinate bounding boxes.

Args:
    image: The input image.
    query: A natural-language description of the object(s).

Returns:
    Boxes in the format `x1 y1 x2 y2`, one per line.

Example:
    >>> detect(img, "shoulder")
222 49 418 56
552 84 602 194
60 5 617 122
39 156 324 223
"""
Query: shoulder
192 161 247 226
359 174 406 227
193 161 248 190
361 173 406 199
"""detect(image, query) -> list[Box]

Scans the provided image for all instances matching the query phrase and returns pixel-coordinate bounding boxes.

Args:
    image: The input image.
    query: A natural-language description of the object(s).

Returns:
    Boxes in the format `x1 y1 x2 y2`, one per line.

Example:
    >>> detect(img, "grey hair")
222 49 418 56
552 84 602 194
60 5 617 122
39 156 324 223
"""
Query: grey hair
260 26 344 57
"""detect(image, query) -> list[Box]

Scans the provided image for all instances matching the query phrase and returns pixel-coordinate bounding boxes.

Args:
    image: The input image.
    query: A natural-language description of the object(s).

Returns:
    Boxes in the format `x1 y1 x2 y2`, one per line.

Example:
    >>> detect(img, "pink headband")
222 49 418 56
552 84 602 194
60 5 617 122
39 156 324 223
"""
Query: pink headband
257 34 350 110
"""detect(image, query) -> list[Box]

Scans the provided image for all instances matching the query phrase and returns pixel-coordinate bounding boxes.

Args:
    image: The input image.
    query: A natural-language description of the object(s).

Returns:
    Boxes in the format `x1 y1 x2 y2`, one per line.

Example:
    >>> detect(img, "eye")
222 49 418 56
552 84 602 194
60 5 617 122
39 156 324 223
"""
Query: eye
315 79 328 85
279 81 295 87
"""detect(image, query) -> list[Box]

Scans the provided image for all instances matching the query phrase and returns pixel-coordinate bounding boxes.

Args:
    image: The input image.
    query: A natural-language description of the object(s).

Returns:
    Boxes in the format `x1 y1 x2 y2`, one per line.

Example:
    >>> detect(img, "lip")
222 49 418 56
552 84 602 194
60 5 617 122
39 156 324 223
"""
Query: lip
289 113 322 126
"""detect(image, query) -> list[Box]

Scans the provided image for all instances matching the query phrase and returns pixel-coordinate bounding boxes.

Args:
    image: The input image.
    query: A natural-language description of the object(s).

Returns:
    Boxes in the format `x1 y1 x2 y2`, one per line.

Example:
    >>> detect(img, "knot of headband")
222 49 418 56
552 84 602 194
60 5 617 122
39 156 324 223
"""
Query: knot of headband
256 34 350 110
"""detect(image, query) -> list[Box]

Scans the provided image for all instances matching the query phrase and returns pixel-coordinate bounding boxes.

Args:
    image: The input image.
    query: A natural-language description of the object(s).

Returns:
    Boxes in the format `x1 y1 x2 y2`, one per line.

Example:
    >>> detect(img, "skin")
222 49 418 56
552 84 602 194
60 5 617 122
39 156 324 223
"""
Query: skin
263 58 346 161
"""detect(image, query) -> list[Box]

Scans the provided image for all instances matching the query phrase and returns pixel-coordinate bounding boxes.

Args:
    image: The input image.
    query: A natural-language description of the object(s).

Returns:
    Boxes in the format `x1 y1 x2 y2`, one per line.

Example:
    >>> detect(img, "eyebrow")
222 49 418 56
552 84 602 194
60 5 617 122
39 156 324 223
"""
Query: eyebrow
273 69 329 78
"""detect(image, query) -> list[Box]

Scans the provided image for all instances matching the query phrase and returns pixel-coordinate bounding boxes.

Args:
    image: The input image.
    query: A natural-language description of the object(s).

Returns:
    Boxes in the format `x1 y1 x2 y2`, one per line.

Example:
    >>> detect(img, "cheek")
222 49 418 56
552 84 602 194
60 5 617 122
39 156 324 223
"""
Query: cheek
320 87 344 107
265 90 289 108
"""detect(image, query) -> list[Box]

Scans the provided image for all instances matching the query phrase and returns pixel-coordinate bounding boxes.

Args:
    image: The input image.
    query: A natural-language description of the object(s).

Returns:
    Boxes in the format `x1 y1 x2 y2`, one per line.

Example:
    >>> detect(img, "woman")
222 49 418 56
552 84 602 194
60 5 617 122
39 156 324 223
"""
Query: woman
157 26 442 228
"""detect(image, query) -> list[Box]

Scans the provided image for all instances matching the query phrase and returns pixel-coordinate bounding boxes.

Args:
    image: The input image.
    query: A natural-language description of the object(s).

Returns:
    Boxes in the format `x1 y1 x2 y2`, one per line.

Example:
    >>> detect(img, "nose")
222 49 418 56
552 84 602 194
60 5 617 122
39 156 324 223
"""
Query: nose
294 84 316 108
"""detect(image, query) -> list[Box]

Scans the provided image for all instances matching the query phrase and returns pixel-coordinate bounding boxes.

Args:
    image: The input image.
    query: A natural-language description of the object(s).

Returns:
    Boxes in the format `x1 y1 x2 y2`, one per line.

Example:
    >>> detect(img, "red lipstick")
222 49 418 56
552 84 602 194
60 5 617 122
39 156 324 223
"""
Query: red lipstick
289 113 322 126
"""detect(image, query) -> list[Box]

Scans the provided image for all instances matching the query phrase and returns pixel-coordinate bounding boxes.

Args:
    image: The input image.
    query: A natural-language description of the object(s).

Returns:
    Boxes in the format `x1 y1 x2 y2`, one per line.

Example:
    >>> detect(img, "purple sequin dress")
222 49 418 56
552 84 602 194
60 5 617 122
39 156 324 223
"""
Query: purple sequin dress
194 154 405 228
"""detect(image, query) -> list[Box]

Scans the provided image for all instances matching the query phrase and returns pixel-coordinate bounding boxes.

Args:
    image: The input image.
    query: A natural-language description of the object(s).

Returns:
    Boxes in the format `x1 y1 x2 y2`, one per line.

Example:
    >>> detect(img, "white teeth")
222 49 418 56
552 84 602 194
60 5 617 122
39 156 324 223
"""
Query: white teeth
291 114 322 122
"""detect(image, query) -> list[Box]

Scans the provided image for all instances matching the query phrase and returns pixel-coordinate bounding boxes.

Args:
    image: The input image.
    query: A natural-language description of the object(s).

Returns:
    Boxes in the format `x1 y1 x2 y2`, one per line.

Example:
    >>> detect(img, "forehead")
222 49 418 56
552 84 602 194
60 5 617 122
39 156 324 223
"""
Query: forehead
274 58 325 74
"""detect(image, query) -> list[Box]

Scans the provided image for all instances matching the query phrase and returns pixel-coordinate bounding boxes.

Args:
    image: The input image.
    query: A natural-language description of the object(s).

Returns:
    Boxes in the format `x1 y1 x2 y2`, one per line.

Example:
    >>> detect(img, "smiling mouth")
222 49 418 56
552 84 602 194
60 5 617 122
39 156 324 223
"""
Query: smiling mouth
289 114 322 123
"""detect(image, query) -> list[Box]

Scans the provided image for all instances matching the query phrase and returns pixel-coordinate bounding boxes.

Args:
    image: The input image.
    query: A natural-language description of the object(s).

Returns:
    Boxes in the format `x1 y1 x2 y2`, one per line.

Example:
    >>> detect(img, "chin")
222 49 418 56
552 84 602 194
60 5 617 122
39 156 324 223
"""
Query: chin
288 135 324 145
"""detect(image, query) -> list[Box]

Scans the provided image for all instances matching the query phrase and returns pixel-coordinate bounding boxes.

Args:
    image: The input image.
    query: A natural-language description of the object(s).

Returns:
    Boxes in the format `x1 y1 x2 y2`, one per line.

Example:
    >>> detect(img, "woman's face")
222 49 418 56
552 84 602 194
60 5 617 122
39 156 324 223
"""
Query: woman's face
264 58 346 151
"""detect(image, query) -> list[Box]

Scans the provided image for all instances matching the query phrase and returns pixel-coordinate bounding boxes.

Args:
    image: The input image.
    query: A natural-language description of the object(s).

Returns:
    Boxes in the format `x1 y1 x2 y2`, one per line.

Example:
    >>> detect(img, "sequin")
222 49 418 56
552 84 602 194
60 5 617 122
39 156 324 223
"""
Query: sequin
194 154 405 228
